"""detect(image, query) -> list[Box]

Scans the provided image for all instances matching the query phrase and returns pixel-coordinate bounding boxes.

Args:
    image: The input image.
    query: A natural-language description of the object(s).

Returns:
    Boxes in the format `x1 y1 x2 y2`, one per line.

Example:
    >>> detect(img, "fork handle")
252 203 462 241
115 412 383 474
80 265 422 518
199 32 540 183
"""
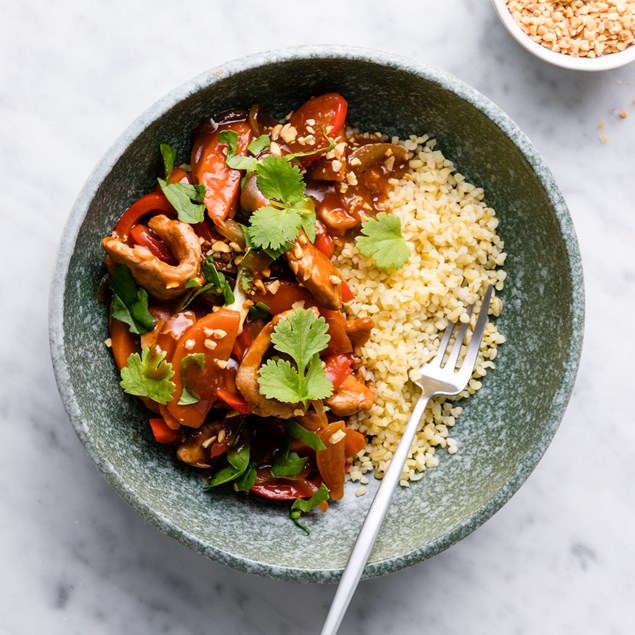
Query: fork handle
320 392 432 635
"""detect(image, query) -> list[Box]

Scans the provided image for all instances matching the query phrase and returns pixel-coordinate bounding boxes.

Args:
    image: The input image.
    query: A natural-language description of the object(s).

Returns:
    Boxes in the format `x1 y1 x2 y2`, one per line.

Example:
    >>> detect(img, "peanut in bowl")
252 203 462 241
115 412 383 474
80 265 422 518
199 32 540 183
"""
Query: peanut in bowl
49 46 584 582
491 0 635 71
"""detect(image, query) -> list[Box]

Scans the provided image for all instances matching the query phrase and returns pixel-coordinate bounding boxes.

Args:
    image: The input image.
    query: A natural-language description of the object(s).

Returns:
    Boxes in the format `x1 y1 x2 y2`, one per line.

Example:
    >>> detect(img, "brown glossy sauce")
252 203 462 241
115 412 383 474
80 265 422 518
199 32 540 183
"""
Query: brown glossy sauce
305 155 407 238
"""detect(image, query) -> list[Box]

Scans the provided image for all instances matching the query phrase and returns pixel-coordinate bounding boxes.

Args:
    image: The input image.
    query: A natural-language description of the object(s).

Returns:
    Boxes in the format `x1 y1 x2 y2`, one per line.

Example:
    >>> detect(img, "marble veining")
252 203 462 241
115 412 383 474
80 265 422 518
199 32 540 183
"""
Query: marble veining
1 0 634 633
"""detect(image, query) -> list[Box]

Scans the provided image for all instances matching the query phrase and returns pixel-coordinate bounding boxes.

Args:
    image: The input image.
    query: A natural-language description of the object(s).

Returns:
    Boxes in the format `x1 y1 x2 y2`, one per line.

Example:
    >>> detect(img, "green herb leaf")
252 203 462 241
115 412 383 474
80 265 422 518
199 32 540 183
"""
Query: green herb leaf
284 134 335 162
298 209 317 243
227 155 258 171
182 352 205 367
355 213 410 270
270 440 308 477
270 308 330 369
258 359 305 404
248 134 271 156
202 257 235 304
256 156 305 204
284 420 327 451
290 483 330 533
218 129 238 157
158 178 206 224
220 129 260 171
177 353 205 405
234 461 257 492
207 445 250 487
185 277 202 289
248 301 271 321
109 264 155 335
245 205 303 252
120 348 175 404
178 386 199 405
160 143 176 181
257 308 333 405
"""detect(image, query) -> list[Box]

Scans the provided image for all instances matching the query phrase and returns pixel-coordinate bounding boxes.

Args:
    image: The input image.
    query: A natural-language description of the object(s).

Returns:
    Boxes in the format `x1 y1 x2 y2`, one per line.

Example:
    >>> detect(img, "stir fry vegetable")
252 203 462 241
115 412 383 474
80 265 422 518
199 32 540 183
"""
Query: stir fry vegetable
101 93 411 531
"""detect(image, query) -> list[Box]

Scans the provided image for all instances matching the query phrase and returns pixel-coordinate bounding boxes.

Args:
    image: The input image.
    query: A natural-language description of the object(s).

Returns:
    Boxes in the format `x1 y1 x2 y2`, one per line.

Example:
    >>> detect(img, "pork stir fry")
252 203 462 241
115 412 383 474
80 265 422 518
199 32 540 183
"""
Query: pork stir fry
101 93 410 530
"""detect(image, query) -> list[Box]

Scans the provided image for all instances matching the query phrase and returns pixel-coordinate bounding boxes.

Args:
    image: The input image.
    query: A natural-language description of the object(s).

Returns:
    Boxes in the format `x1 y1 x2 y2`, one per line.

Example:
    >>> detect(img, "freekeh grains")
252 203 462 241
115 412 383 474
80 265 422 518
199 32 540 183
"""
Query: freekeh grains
335 135 507 485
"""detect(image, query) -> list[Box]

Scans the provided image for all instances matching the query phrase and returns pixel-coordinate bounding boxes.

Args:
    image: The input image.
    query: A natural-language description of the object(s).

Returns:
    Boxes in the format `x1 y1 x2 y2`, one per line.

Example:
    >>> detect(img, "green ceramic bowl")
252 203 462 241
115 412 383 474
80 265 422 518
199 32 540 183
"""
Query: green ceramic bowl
49 46 584 583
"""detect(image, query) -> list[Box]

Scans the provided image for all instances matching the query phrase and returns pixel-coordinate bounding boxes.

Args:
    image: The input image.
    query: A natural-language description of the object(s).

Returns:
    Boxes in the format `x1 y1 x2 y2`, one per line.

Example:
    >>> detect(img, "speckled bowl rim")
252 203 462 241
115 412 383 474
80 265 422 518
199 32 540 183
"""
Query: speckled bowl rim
491 0 635 71
49 45 584 583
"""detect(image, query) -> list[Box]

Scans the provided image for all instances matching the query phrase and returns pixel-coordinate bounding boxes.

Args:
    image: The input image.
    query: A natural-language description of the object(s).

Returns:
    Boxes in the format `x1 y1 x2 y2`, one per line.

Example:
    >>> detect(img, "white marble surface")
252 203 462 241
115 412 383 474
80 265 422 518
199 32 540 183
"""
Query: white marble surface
2 1 634 633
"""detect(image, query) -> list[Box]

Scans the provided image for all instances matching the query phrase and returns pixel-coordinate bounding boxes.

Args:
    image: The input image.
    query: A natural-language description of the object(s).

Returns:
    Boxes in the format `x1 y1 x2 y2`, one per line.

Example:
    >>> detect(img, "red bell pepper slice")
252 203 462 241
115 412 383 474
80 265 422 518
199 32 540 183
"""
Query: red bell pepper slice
323 354 354 391
148 418 181 444
288 93 348 166
216 389 252 415
250 470 322 501
315 229 335 258
129 224 176 264
251 281 315 315
341 280 355 303
113 191 175 243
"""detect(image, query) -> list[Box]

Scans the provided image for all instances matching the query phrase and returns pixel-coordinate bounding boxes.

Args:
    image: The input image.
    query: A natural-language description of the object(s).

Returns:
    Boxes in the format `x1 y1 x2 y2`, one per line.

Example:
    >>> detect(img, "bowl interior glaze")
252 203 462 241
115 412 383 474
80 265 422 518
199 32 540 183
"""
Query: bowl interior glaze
50 48 583 583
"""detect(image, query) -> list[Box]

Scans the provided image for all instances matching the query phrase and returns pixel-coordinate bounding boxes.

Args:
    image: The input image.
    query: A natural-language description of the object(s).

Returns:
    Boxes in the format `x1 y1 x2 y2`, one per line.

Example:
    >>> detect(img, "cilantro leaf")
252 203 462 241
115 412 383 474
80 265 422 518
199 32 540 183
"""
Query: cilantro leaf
178 353 205 405
257 308 333 406
246 205 303 252
248 134 270 155
270 440 308 477
270 308 330 369
258 359 305 403
109 264 155 335
304 355 335 402
120 348 175 404
256 156 305 204
207 445 250 487
284 420 327 451
290 483 330 533
160 143 176 181
297 209 317 243
355 213 410 270
202 257 235 304
158 179 206 224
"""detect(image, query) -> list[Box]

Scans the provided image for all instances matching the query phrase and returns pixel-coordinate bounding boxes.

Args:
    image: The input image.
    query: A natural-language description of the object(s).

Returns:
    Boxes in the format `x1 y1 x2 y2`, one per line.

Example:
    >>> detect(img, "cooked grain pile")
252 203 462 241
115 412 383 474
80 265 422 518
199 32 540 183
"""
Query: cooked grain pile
335 135 507 488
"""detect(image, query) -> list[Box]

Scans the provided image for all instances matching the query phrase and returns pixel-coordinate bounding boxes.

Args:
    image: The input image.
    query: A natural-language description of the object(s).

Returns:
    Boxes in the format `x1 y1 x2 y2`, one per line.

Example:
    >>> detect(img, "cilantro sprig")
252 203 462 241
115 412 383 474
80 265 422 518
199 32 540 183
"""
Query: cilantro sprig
220 130 336 259
120 348 176 404
109 264 155 335
257 308 333 406
355 213 410 270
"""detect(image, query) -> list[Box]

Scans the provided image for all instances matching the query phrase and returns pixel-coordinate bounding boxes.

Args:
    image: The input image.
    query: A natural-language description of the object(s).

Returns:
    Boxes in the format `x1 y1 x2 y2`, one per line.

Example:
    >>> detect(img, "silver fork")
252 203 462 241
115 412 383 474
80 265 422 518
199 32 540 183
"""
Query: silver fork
320 284 494 635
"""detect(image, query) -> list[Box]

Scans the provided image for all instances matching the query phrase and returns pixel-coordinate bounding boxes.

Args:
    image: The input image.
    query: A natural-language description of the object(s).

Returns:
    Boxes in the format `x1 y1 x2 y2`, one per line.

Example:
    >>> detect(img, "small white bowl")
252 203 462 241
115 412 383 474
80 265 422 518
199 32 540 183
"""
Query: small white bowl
491 0 635 71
